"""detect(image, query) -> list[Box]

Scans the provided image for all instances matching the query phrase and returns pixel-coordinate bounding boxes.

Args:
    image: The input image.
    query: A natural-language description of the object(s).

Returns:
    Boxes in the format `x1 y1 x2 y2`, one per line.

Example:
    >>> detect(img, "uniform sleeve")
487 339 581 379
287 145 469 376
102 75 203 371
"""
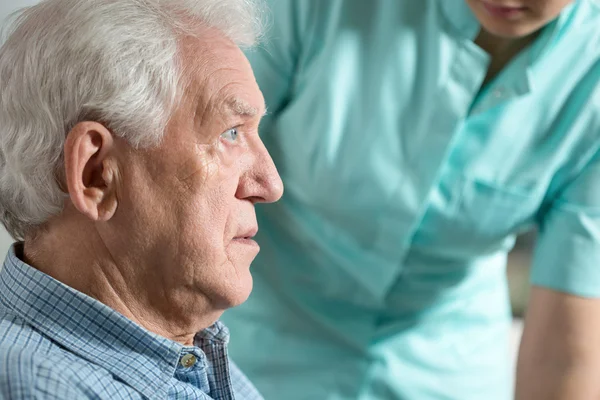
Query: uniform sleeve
531 147 600 297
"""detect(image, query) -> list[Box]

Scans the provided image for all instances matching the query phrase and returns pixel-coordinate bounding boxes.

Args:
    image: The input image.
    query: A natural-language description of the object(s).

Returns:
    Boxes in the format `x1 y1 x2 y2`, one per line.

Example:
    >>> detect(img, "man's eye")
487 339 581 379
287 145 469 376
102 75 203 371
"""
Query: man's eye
220 128 238 142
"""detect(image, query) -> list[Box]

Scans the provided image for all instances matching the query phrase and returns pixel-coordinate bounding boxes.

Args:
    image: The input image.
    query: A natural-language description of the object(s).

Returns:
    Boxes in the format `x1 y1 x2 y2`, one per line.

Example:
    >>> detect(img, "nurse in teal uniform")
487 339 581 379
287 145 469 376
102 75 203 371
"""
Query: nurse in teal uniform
222 0 600 398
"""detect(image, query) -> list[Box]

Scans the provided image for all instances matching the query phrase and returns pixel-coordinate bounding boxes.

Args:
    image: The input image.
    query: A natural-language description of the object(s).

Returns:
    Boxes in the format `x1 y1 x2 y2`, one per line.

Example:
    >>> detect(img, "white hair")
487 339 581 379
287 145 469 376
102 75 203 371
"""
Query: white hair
0 0 265 240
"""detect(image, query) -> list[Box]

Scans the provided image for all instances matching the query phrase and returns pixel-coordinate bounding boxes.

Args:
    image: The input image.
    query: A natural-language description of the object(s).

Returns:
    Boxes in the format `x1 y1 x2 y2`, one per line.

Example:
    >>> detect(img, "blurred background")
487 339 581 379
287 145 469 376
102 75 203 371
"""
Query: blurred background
508 233 534 319
507 233 535 359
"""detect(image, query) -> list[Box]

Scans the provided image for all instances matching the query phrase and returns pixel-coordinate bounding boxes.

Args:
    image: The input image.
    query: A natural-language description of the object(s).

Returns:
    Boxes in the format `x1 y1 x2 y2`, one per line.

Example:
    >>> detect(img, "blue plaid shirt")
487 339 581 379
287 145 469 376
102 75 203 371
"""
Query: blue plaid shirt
0 244 263 400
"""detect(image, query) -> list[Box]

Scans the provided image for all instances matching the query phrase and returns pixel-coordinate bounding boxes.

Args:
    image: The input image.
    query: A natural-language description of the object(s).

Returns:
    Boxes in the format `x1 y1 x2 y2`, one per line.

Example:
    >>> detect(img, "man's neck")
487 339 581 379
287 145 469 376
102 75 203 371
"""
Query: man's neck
23 217 220 347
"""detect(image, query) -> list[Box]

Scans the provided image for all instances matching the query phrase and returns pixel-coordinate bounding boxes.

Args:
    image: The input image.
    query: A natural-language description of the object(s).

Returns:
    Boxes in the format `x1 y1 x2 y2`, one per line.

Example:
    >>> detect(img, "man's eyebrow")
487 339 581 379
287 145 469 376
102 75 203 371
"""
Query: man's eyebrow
224 97 267 118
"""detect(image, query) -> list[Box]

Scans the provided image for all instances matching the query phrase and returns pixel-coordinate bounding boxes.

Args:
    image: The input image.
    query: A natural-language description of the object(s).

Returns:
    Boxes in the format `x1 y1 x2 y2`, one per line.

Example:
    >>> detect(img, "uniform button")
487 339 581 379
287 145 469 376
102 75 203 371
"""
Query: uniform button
180 353 197 368
493 87 506 98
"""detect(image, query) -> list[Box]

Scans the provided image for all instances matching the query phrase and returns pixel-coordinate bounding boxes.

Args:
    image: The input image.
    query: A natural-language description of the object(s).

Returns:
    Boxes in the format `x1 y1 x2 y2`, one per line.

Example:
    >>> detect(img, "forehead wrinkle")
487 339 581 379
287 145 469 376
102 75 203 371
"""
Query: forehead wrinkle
196 67 244 128
224 97 266 119
192 68 225 130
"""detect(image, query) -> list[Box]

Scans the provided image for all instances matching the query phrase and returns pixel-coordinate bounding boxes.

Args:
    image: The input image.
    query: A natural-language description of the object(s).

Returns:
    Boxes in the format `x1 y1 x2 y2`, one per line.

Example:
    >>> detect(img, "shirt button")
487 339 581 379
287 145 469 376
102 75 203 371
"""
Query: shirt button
180 353 197 368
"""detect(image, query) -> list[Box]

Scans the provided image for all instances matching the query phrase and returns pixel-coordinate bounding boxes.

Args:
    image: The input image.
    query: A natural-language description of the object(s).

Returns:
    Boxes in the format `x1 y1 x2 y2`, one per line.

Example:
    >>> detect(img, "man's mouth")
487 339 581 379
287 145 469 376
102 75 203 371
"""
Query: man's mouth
235 227 258 240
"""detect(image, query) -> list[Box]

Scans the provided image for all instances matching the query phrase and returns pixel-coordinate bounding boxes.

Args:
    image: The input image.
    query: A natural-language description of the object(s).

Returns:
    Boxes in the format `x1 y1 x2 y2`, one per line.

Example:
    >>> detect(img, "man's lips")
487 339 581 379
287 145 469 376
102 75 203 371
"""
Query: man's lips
233 227 258 241
232 235 260 252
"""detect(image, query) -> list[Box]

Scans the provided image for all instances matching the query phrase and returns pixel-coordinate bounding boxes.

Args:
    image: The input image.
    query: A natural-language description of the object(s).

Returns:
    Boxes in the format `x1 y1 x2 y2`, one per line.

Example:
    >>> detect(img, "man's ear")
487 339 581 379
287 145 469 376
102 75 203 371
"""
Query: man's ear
63 121 119 222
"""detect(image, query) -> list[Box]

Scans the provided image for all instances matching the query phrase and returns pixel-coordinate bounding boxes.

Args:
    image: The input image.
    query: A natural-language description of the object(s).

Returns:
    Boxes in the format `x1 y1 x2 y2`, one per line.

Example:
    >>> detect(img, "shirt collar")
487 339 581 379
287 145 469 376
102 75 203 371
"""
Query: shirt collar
0 244 230 400
438 0 580 93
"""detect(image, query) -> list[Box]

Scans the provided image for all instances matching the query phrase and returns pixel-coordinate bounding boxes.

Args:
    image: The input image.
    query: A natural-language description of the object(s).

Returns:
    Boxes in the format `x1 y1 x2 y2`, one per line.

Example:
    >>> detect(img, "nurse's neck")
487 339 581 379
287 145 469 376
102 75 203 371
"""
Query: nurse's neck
475 28 541 87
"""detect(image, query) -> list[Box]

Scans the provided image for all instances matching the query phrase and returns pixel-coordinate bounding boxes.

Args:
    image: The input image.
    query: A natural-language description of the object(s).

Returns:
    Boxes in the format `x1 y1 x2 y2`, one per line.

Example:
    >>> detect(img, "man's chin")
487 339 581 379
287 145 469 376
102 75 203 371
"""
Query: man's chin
213 272 254 310
233 270 254 306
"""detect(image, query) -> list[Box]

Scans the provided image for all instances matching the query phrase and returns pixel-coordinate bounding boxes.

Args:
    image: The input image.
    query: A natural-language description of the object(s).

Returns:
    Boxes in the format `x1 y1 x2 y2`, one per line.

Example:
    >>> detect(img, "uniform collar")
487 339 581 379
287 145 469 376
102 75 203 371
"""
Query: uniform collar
438 0 580 94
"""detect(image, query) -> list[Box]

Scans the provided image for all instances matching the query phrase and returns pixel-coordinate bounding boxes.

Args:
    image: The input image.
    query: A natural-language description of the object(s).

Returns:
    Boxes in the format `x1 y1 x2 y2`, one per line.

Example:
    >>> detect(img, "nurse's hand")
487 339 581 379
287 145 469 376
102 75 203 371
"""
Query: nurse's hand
515 286 600 399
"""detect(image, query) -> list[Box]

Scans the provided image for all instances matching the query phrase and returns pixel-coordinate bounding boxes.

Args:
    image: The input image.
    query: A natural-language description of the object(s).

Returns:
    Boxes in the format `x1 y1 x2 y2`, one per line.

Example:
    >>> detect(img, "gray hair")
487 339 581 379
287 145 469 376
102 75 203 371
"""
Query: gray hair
0 0 265 240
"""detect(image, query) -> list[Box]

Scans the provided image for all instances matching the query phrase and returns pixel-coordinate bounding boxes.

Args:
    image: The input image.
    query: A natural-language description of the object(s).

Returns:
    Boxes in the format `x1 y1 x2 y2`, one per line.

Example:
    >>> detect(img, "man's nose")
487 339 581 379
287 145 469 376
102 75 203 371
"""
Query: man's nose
235 137 283 204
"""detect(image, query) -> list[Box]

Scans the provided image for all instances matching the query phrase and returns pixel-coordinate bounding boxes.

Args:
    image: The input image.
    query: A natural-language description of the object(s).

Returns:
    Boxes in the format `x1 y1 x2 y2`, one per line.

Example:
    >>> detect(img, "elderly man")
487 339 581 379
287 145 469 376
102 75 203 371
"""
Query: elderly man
0 0 283 399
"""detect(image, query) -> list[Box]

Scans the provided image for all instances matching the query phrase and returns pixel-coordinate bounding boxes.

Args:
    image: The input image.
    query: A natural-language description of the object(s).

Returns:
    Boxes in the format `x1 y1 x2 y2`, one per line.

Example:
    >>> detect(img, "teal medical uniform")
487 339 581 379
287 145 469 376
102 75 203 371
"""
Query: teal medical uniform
222 0 600 398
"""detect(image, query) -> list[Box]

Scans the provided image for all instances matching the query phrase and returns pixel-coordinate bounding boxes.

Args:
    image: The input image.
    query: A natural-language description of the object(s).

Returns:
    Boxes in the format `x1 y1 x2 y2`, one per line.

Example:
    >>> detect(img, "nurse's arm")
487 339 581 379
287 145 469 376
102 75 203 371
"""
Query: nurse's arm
515 286 600 399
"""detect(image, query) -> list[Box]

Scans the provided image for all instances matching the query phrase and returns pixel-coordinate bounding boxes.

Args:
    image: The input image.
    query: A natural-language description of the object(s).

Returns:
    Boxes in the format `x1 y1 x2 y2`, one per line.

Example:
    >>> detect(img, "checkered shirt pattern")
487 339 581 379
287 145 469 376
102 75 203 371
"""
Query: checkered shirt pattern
0 244 263 400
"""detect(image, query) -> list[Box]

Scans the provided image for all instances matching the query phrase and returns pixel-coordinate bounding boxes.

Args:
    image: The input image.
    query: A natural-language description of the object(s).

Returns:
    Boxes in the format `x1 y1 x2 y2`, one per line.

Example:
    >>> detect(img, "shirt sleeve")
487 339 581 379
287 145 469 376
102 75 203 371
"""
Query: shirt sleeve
531 146 600 298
